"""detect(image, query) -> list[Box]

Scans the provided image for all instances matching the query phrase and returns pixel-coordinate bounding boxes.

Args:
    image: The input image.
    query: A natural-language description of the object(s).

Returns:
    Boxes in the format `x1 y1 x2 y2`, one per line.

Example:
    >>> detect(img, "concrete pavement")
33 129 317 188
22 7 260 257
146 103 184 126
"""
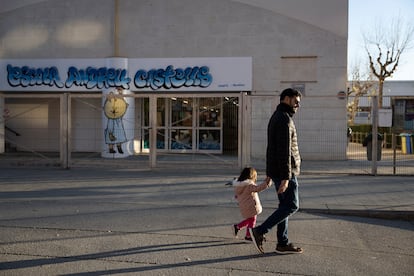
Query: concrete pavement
0 165 413 275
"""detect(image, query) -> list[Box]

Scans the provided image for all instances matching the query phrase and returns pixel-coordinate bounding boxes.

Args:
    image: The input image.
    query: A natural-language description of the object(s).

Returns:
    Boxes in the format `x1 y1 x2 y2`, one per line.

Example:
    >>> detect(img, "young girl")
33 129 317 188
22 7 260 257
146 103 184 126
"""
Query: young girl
231 167 272 241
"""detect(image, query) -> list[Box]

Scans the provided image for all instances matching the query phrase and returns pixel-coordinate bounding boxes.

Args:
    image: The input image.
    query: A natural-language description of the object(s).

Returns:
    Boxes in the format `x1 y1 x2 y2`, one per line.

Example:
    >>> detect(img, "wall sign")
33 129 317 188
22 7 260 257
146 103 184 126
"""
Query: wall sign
0 57 252 92
337 91 346 99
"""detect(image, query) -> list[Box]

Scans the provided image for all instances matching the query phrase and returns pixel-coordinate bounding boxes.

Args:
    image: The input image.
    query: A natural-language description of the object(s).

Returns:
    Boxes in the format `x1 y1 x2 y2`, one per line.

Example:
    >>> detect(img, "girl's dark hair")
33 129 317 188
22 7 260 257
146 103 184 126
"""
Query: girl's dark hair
238 167 257 182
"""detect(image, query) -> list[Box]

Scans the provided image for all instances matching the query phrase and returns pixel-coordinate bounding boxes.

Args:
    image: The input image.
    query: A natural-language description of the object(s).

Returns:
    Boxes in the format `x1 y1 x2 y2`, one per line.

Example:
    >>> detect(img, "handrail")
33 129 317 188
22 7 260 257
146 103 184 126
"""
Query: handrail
5 126 20 136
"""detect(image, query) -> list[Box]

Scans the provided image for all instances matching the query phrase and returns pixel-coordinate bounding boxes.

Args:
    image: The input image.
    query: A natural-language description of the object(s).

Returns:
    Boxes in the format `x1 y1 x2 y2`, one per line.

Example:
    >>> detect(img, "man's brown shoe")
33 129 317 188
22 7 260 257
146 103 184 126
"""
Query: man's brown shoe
276 243 303 253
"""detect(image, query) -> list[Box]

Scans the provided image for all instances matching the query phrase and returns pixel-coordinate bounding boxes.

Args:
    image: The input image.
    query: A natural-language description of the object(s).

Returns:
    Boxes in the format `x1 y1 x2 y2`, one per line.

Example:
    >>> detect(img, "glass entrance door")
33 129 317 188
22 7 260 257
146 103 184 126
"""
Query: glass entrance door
170 97 193 151
141 96 237 154
197 98 221 152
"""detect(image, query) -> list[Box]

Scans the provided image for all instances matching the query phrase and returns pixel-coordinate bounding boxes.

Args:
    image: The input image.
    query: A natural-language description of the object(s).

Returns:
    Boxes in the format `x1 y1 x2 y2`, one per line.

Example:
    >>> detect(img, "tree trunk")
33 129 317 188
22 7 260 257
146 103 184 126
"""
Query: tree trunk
378 79 384 108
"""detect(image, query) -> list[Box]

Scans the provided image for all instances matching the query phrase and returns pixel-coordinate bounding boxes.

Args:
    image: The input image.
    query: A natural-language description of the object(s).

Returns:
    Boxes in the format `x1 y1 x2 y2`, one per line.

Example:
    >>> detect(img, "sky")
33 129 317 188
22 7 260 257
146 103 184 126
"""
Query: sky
348 0 414 80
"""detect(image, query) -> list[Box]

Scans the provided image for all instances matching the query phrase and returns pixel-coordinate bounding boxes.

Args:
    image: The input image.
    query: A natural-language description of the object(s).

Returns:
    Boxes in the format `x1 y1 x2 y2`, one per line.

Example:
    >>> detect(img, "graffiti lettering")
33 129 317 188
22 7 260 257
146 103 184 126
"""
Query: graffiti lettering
134 65 212 90
7 64 64 88
5 64 213 91
65 67 130 89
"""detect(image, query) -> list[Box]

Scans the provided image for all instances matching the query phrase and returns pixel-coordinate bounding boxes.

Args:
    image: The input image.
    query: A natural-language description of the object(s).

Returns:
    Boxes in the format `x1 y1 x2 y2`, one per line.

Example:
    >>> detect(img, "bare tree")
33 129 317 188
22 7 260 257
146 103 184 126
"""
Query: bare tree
347 63 375 124
364 16 414 108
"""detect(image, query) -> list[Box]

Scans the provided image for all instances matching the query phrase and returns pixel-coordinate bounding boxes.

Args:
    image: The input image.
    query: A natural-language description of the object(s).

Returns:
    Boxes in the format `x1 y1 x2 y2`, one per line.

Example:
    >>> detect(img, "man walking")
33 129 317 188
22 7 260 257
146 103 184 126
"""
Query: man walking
249 88 303 254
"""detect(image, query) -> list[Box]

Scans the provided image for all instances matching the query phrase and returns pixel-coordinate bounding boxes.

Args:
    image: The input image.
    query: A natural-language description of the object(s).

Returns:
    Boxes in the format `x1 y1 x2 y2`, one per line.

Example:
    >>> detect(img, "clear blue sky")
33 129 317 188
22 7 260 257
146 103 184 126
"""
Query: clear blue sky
348 0 414 80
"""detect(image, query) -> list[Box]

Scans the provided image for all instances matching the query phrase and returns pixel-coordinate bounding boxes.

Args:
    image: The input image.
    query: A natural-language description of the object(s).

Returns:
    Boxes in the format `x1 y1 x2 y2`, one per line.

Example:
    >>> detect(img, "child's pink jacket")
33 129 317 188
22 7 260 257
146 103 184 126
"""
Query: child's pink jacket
232 179 271 219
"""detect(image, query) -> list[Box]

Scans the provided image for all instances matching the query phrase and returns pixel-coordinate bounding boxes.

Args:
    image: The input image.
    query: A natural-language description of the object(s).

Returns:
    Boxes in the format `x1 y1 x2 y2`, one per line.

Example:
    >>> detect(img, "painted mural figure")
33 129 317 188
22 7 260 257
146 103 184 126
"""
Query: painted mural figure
103 87 128 154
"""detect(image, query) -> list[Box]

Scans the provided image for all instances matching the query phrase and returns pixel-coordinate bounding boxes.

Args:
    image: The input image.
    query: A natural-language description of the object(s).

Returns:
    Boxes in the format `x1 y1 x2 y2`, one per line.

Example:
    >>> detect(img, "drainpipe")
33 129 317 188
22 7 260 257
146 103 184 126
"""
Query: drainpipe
114 0 119 57
0 94 4 154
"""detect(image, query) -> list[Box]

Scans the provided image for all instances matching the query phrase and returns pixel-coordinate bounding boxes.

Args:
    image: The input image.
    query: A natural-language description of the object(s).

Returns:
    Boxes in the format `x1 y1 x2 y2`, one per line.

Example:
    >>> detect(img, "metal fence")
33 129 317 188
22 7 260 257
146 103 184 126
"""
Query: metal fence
344 132 414 175
0 94 242 170
1 94 414 175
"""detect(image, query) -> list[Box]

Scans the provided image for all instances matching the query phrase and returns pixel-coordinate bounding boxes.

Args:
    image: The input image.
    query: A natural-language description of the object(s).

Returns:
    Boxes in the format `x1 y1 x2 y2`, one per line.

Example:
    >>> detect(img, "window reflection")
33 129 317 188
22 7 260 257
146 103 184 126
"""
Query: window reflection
143 129 166 149
198 130 220 150
199 98 221 127
157 99 166 127
172 98 192 126
171 129 192 149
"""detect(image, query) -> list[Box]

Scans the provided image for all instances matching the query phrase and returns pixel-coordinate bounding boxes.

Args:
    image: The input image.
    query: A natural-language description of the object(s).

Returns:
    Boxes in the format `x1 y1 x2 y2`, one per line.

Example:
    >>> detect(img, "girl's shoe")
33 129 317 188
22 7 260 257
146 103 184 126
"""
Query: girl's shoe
244 236 252 241
232 224 239 237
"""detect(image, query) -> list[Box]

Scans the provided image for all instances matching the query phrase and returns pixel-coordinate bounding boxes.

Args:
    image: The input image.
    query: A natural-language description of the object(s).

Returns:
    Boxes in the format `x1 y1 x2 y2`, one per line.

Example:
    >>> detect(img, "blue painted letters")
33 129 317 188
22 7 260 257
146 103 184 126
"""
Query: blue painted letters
134 65 212 90
65 67 130 89
7 64 64 88
6 64 212 91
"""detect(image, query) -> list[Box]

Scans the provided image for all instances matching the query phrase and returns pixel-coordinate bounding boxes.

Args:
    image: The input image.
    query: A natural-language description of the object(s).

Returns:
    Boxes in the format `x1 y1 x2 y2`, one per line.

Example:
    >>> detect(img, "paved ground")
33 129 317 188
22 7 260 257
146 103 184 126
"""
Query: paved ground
0 164 413 275
1 143 414 175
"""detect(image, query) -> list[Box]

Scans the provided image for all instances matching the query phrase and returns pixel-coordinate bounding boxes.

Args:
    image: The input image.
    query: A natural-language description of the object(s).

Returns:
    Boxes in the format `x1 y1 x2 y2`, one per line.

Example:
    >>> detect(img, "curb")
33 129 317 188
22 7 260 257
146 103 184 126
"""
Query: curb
300 208 414 221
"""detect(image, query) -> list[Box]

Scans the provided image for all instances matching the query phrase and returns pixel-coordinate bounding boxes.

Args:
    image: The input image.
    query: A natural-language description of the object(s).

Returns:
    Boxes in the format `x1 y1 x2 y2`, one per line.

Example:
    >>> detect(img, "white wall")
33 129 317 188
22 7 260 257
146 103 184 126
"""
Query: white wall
0 0 114 58
71 98 102 152
5 98 60 152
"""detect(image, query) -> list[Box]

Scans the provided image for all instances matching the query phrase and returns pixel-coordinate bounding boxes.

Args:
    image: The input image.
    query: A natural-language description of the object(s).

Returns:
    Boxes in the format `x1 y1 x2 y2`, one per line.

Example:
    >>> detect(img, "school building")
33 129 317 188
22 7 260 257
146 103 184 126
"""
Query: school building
0 0 349 167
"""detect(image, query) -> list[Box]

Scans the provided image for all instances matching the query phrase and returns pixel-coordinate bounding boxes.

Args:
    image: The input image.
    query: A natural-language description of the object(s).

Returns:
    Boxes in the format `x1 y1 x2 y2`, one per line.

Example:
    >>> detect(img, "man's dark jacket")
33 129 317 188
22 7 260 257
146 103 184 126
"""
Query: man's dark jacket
266 103 301 180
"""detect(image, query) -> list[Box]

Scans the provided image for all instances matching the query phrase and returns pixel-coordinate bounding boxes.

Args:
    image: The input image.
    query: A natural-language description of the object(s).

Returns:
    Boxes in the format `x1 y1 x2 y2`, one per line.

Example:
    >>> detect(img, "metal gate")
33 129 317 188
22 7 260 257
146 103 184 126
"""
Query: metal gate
0 93 241 169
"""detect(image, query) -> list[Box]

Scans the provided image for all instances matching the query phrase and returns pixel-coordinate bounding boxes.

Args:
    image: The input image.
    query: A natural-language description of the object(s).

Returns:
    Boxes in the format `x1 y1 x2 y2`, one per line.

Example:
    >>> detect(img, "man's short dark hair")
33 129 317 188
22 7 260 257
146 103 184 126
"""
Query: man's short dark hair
280 88 302 101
